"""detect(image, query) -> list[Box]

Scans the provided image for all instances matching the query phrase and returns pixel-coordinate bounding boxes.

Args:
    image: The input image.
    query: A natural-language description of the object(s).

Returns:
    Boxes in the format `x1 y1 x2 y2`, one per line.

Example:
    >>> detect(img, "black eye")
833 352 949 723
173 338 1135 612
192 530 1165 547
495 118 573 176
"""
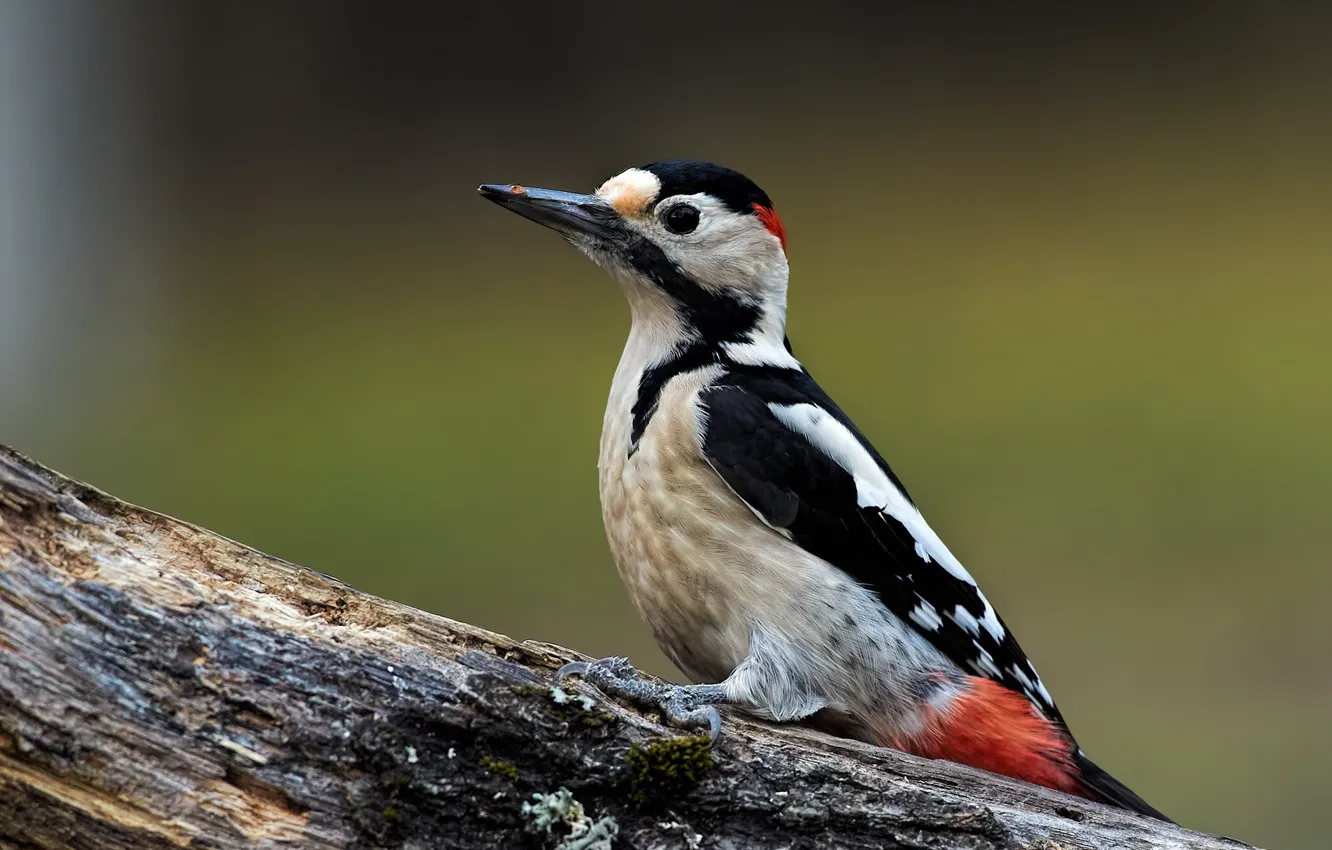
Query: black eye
662 204 700 234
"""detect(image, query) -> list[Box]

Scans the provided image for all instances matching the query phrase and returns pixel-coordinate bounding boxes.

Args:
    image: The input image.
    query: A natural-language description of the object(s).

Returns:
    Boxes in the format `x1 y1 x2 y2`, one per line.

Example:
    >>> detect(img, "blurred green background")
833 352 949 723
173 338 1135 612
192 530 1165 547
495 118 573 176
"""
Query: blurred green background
2 4 1329 847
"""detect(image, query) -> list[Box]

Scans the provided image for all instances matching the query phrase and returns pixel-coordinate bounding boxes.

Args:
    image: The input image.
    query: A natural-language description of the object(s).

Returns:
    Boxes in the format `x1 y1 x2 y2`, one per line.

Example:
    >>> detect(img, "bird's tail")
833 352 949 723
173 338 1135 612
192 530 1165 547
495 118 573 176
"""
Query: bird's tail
1072 750 1173 822
891 677 1172 823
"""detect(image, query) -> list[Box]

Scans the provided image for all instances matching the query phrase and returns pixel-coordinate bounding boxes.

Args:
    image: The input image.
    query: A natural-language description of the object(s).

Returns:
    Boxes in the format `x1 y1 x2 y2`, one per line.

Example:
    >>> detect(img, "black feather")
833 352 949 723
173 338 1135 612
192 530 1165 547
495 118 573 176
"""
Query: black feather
631 342 722 455
618 237 761 343
639 160 774 215
1073 751 1173 822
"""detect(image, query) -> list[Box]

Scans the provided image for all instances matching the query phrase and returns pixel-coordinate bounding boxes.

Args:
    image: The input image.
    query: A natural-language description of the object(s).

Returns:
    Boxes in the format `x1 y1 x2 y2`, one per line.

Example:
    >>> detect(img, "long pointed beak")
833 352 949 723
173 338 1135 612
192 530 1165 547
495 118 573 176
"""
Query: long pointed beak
478 183 621 240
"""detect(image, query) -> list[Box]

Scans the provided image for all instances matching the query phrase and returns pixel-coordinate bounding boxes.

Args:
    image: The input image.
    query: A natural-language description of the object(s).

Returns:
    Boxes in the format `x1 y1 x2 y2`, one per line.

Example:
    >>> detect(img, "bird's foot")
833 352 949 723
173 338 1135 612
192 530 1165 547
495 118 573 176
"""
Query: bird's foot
556 656 727 742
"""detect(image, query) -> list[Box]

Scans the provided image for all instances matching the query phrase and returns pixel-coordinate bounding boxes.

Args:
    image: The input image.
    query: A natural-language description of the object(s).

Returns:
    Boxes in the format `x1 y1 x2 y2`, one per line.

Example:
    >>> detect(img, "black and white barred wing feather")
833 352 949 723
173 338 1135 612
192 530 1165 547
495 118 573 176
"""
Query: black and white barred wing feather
698 369 1063 724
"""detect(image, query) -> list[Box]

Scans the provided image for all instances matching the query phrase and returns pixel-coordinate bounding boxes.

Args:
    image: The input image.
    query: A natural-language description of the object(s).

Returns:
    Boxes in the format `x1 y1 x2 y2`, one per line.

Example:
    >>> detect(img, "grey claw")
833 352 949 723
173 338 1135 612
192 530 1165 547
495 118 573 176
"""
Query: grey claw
705 706 721 742
555 656 727 742
555 661 590 682
661 696 724 742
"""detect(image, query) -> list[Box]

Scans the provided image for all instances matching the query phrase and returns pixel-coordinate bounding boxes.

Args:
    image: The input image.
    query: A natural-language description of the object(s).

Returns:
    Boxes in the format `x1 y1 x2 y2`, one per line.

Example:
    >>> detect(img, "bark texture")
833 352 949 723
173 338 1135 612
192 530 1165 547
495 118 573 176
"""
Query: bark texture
0 445 1253 849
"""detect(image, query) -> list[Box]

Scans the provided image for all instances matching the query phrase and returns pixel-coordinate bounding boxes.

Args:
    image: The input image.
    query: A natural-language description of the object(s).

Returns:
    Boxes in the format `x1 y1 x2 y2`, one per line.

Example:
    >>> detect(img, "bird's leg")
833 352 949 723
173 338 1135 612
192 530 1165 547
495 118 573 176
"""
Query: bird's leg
556 656 728 741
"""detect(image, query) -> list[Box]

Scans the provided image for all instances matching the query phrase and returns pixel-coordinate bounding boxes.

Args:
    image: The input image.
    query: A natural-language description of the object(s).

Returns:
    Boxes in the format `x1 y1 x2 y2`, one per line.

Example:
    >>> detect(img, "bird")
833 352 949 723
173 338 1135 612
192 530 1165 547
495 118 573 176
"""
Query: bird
478 160 1169 821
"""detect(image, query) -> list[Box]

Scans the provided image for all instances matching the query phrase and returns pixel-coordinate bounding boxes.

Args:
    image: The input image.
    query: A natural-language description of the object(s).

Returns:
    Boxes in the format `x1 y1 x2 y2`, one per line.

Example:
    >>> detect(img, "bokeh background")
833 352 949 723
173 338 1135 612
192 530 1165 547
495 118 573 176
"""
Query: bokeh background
3 3 1329 845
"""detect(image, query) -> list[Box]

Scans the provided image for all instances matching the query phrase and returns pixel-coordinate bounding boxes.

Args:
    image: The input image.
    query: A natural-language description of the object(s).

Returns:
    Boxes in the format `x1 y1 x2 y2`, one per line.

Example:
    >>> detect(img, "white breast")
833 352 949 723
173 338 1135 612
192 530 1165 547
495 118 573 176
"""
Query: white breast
600 362 748 681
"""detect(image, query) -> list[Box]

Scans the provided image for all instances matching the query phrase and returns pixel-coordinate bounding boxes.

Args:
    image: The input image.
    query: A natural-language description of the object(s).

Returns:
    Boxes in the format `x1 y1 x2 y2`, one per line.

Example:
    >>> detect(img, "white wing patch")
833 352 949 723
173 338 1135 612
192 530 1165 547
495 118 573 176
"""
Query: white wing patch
721 339 802 370
1009 663 1054 708
909 599 943 631
1034 676 1053 706
767 402 1007 643
972 644 1003 678
951 605 980 635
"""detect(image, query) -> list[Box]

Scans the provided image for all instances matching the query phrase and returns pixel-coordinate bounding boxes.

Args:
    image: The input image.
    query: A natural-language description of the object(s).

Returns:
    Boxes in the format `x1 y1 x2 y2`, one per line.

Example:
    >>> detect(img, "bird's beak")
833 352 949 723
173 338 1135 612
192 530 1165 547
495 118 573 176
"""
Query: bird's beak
478 183 621 241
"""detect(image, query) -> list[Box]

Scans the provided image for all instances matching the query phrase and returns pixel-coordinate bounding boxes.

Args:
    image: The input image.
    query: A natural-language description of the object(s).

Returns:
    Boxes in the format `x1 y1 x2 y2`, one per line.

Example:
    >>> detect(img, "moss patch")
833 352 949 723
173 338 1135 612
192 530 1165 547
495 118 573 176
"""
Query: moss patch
479 754 519 782
626 736 712 811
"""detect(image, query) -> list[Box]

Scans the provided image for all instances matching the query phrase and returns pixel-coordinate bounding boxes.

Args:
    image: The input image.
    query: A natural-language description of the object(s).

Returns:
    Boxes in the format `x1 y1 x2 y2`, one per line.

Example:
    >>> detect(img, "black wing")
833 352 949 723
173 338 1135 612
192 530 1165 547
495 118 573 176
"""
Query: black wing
699 366 1064 725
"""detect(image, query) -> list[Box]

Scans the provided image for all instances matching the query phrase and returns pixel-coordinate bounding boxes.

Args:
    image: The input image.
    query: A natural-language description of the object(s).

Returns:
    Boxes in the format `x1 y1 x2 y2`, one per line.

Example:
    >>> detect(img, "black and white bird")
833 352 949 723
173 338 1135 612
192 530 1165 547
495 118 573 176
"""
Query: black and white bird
479 160 1168 820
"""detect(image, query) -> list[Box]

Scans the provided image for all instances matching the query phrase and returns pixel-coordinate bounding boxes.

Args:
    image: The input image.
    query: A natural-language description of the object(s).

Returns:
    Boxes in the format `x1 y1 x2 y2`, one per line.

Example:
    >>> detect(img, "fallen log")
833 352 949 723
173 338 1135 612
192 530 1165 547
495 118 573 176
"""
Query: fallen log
0 445 1252 849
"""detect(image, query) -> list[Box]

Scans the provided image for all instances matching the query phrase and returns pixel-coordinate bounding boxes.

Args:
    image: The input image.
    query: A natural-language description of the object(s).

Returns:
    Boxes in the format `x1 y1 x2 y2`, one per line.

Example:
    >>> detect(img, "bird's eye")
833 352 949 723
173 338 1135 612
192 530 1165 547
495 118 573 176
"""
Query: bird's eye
662 204 700 235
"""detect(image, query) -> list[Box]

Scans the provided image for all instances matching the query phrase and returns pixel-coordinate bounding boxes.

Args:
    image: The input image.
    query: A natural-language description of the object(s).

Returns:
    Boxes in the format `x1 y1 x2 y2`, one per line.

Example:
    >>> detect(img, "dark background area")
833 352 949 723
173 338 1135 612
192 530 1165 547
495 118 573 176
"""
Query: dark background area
3 4 1330 846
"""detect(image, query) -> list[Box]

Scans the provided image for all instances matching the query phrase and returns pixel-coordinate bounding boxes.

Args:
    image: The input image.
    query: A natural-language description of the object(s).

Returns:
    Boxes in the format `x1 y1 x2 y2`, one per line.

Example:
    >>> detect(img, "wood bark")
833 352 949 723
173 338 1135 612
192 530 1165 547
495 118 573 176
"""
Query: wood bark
0 444 1253 849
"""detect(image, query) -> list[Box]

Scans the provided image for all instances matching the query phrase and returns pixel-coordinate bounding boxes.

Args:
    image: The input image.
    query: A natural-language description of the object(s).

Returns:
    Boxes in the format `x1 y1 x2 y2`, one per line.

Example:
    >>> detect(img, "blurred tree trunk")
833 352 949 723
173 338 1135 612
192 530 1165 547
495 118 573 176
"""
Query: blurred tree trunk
0 2 162 426
0 445 1252 850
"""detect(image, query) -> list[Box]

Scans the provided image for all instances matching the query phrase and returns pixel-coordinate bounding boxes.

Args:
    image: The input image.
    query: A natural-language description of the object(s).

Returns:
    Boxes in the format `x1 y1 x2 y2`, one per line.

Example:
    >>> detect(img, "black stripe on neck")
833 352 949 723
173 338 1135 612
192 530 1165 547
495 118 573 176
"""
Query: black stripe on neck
618 236 781 456
629 341 721 456
622 236 761 343
628 343 806 458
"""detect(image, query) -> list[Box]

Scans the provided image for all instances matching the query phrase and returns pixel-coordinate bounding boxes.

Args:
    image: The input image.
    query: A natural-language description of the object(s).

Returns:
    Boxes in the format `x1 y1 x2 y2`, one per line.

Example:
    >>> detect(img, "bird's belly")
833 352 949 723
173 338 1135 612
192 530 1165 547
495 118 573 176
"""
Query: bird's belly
600 436 758 683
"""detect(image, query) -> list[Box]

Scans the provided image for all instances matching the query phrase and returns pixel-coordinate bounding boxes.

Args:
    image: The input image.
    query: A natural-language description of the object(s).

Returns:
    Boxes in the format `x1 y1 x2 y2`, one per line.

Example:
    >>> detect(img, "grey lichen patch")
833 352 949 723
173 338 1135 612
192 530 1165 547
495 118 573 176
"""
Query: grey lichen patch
479 754 519 782
549 686 617 730
511 682 617 731
522 787 619 850
522 787 585 833
626 735 713 811
550 685 596 711
559 817 617 850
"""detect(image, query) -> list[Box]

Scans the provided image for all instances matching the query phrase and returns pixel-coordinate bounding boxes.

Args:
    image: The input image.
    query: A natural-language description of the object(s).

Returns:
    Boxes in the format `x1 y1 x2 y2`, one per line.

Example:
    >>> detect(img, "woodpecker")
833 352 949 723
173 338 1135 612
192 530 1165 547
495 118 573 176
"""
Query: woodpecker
479 161 1169 821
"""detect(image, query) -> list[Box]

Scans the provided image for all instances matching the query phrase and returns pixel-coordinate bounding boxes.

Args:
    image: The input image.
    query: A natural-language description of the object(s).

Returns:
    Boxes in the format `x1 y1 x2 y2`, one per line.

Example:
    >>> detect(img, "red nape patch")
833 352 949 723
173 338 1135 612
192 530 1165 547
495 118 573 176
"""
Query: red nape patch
890 678 1084 797
752 203 787 252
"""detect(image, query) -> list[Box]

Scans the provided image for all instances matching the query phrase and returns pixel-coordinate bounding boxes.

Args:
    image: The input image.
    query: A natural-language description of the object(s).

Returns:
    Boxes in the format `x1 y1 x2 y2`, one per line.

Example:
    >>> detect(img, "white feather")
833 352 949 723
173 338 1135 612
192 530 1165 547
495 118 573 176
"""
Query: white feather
909 600 944 631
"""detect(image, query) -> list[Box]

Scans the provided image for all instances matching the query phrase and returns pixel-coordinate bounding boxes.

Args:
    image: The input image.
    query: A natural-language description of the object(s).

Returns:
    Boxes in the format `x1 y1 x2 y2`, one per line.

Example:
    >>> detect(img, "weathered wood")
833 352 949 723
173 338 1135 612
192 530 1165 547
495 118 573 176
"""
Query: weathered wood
0 444 1252 850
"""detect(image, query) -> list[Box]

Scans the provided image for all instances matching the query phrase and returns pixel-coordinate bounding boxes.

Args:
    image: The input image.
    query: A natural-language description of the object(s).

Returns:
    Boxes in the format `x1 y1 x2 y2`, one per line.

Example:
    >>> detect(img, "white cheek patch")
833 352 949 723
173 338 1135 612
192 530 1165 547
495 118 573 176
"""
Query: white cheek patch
596 168 661 219
663 203 785 297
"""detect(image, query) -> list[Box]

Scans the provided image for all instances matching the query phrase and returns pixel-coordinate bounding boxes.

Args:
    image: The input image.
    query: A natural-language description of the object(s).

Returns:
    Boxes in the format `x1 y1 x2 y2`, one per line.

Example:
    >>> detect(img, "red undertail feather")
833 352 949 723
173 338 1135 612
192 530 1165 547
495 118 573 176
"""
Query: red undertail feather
889 677 1172 821
892 677 1082 796
751 203 787 251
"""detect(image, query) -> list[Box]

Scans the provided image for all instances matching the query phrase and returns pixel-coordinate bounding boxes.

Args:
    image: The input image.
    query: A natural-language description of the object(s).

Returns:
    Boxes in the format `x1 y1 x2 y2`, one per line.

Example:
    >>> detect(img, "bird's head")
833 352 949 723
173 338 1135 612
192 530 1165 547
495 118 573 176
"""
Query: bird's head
480 160 790 349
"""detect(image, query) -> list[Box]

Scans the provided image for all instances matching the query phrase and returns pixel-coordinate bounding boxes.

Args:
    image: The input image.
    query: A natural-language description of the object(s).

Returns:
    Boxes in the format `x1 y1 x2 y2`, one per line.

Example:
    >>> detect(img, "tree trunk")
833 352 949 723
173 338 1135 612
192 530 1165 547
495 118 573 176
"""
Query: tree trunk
0 445 1252 849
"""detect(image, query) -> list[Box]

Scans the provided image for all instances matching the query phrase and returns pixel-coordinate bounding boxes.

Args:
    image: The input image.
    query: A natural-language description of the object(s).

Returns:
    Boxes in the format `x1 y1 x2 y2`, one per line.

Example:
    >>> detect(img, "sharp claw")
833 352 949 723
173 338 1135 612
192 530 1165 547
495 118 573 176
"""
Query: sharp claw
705 706 722 743
661 696 724 742
555 661 591 682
